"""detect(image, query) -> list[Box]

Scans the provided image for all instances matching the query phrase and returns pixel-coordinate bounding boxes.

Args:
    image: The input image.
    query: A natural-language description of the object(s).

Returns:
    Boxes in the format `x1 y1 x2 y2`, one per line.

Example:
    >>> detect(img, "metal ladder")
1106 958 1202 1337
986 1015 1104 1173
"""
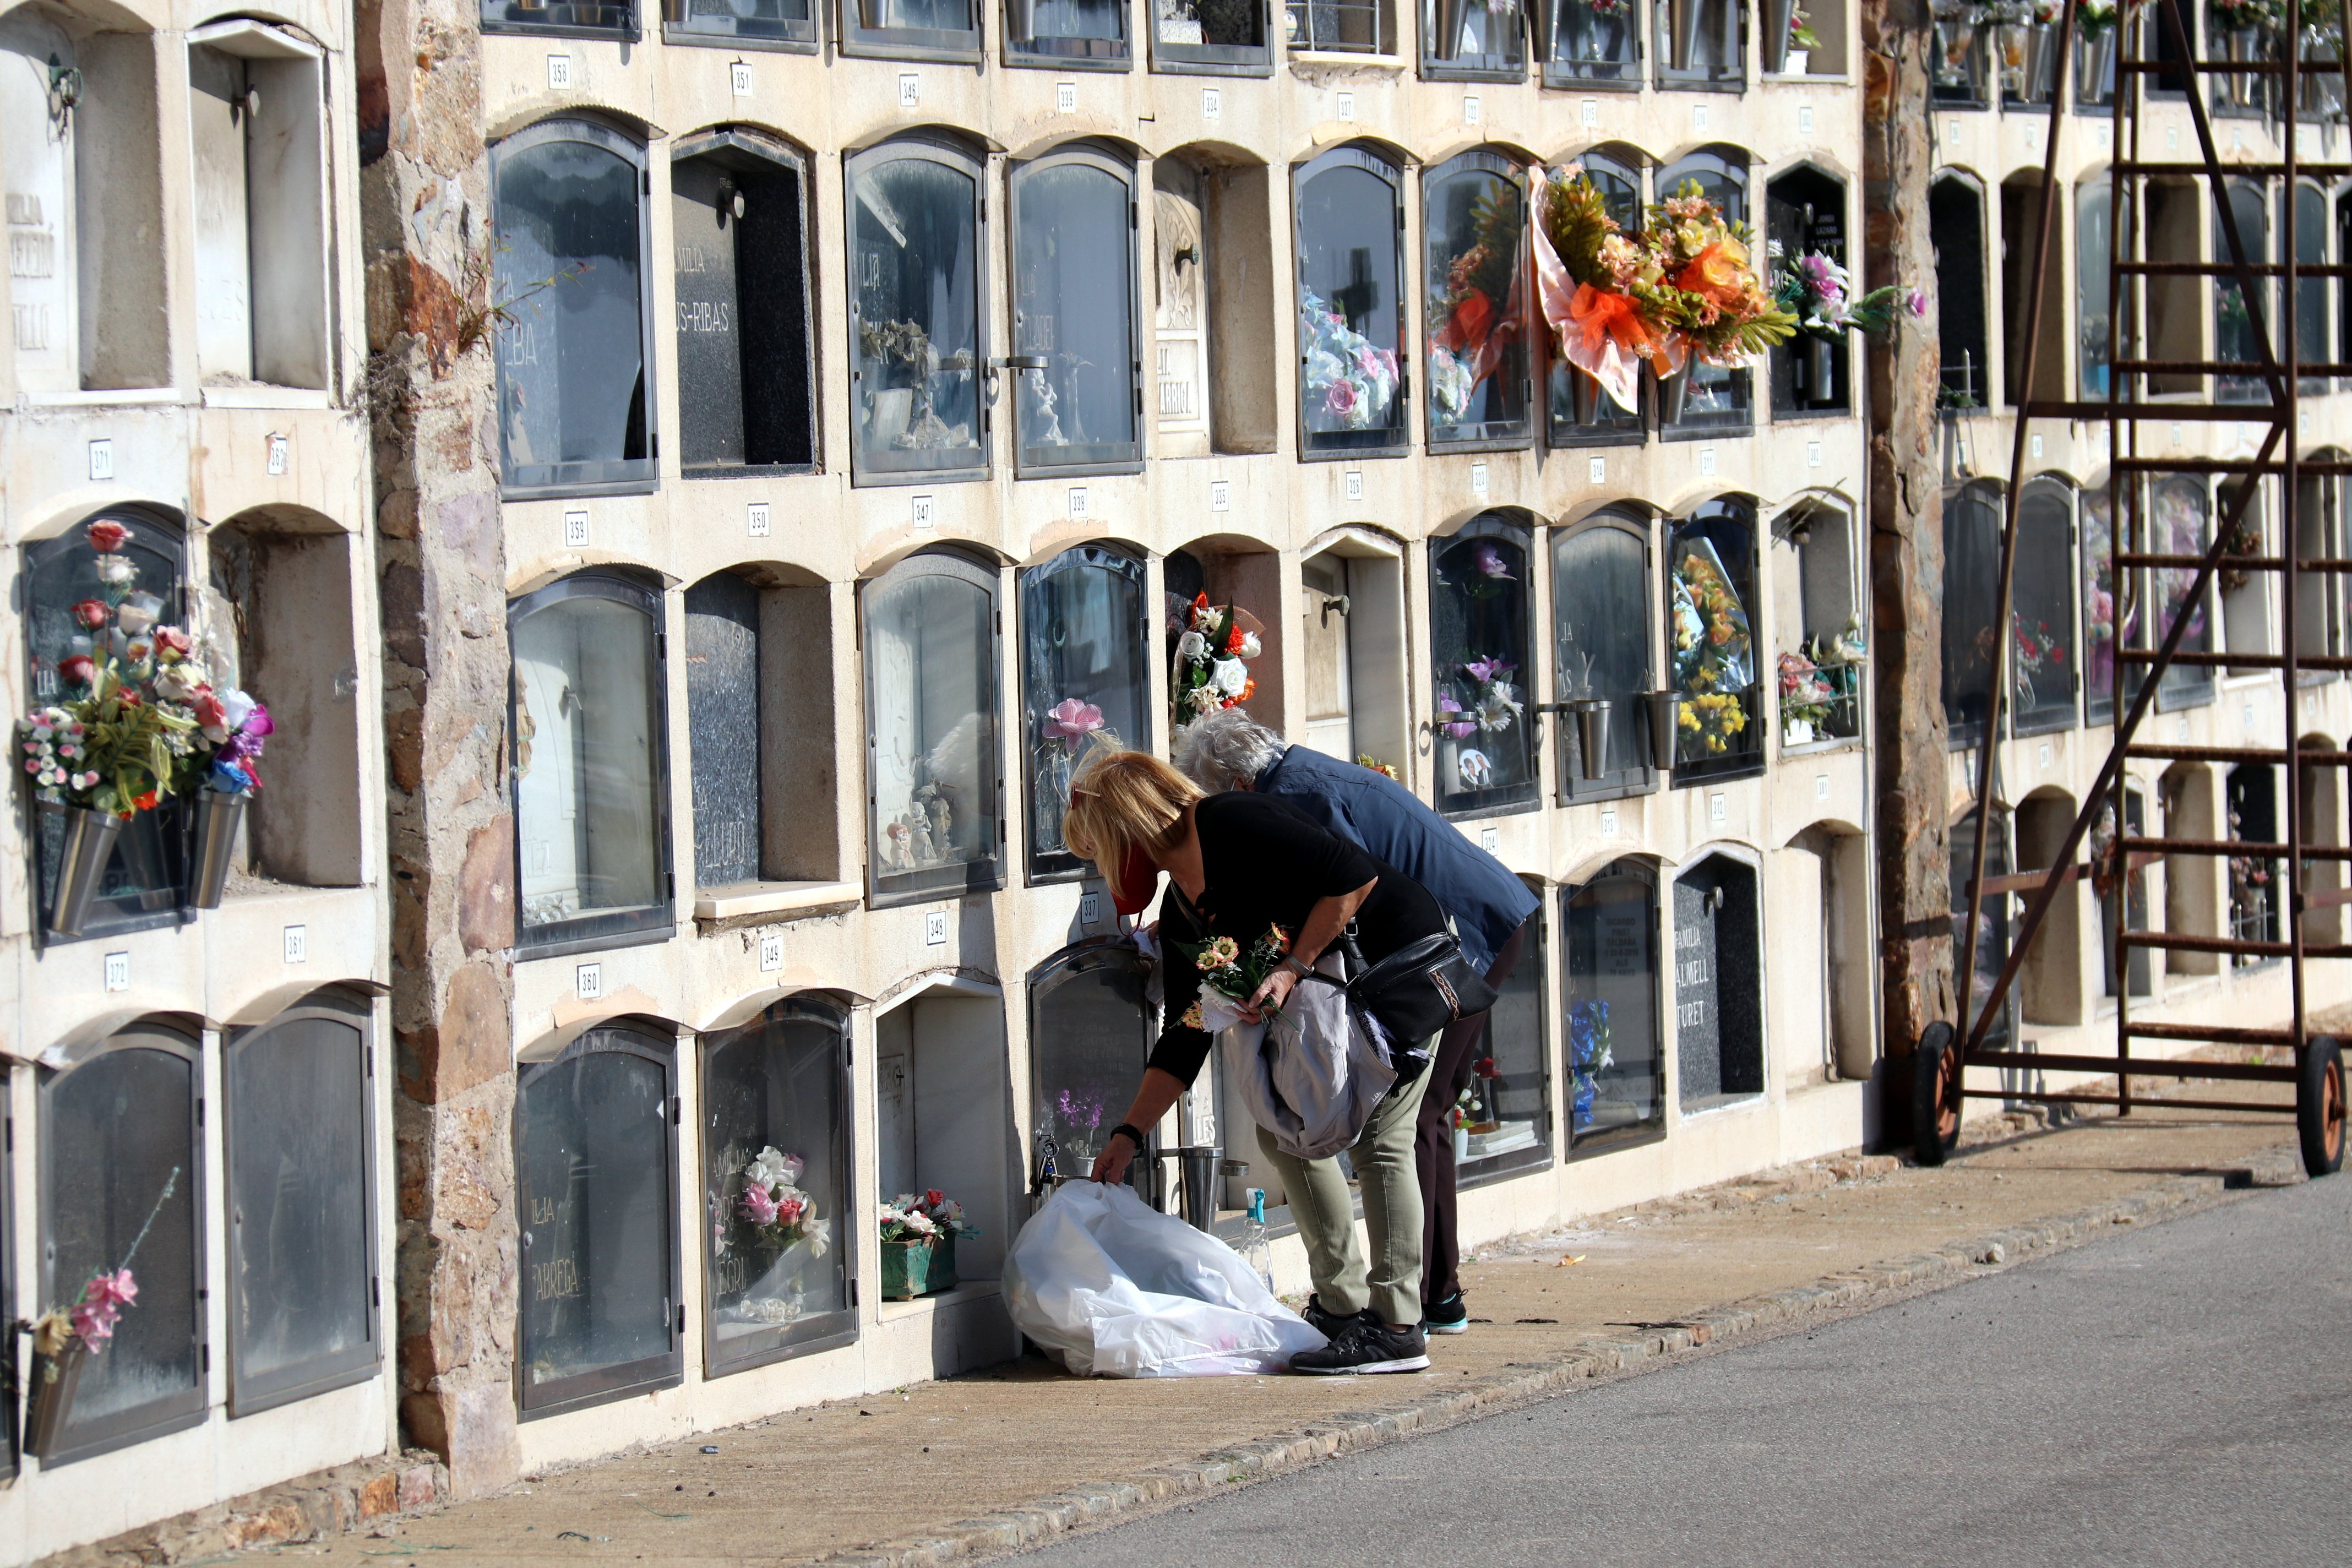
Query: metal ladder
1925 0 2349 1176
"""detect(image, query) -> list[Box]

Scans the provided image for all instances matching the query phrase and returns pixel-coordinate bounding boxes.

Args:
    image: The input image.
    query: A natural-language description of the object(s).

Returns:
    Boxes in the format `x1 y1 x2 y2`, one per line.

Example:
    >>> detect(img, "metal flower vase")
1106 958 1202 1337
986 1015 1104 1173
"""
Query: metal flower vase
1668 0 1701 68
2076 26 2116 102
859 0 889 27
22 1341 86 1459
1761 0 1793 71
2226 26 2262 106
1643 690 1683 771
188 791 245 911
43 802 122 939
1657 366 1691 424
1570 366 1604 424
1435 0 1469 56
1569 698 1612 780
1805 334 1839 406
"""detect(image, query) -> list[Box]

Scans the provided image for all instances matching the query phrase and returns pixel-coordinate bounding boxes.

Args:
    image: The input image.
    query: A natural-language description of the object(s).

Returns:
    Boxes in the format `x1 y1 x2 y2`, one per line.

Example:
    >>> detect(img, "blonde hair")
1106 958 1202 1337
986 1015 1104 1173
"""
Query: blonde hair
1062 741 1201 875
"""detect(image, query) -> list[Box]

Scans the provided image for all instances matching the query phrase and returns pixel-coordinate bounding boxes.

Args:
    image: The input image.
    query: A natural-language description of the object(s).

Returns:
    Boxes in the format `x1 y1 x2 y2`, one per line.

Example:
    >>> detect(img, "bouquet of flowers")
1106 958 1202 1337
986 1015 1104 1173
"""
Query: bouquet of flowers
31 1268 137 1365
1777 649 1838 741
1436 656 1525 741
733 1145 831 1256
2076 0 2118 37
18 521 212 818
2013 618 2068 710
2211 0 2283 29
1357 754 1401 781
1428 183 1525 427
1771 244 1913 340
1634 184 1799 368
1176 924 1295 1033
1671 538 1757 758
1169 594 1262 728
1299 287 1401 432
1569 999 1614 1130
1788 1 1821 47
1041 699 1105 756
880 1189 978 1244
1533 165 1676 412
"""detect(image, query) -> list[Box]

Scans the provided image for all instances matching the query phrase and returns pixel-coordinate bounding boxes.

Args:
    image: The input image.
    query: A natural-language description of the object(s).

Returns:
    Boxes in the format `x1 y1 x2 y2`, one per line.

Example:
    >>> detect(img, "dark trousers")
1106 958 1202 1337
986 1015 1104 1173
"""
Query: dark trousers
1413 916 1529 1308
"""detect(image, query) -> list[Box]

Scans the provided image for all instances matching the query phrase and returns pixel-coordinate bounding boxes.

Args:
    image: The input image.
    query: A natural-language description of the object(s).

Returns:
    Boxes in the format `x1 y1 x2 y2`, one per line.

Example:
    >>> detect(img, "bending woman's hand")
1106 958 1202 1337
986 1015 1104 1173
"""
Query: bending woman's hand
1090 1130 1138 1185
1238 965 1299 1023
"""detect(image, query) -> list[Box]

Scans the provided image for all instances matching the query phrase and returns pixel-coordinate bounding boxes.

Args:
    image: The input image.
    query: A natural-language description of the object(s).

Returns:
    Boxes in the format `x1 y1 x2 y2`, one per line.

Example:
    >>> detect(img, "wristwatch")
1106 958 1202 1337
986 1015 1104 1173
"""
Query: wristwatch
1280 954 1313 978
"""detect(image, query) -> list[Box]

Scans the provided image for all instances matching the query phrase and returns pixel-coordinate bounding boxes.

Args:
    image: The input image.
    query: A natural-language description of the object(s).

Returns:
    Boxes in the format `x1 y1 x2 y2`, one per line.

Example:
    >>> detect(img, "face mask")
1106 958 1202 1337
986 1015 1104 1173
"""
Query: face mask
1110 842 1159 917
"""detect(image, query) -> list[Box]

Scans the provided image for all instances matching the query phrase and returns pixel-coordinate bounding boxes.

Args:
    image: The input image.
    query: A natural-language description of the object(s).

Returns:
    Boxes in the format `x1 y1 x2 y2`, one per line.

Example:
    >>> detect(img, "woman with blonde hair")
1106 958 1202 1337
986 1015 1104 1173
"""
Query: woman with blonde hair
1063 744 1448 1376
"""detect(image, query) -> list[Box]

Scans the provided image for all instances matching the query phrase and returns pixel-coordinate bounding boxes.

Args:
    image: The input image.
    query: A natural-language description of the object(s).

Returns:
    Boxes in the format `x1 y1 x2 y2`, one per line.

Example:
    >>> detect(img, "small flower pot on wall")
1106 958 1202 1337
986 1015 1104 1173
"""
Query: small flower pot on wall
1644 690 1683 771
22 1341 87 1458
1569 697 1612 780
187 792 244 910
43 802 122 939
880 1234 959 1299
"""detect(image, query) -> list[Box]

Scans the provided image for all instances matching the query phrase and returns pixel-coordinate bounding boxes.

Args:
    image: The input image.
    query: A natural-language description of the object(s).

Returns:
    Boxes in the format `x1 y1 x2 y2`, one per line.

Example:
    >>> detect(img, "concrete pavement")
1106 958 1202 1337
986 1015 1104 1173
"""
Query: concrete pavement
1009 1153 2352 1568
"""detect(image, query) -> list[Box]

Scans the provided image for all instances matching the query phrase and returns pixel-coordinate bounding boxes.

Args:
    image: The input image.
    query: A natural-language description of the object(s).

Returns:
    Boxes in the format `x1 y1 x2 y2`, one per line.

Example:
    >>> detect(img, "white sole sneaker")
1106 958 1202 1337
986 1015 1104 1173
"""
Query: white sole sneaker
1294 1352 1431 1375
1423 1319 1470 1336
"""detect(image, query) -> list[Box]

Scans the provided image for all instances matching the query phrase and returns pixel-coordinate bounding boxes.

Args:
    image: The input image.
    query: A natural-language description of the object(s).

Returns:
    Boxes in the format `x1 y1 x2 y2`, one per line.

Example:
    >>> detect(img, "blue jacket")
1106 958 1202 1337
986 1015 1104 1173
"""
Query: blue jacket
1253 744 1538 974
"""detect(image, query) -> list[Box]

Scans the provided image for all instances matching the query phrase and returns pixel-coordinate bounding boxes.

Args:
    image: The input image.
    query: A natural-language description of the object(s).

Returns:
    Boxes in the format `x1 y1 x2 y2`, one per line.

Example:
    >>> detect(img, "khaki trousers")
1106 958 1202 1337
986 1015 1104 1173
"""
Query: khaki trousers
1254 1048 1433 1327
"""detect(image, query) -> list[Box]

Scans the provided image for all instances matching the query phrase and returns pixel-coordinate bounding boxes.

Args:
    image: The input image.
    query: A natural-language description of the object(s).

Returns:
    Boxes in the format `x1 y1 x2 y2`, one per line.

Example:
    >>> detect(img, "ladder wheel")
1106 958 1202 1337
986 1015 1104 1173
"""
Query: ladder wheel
1912 1021 1961 1167
2300 1036 2346 1179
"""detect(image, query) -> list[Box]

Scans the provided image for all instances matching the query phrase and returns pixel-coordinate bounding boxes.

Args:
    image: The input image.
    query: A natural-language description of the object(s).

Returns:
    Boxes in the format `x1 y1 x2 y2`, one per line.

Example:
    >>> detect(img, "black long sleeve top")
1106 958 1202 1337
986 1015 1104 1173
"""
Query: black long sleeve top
1146 792 1447 1085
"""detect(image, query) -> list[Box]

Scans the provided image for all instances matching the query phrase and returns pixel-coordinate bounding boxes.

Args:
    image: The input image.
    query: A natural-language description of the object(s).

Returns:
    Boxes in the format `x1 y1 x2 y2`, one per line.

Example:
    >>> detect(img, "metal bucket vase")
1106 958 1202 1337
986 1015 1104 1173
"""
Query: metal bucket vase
43 803 121 939
1761 0 1792 70
1806 334 1839 405
1006 0 1035 42
1643 690 1683 770
1657 367 1691 424
2077 26 2116 101
1570 366 1603 424
859 0 888 28
188 791 244 911
1570 698 1612 780
2227 26 2261 105
1933 17 1976 88
1668 0 1700 69
2022 22 2055 99
1172 1145 1222 1231
1435 0 1468 56
1533 0 1559 61
22 1341 86 1459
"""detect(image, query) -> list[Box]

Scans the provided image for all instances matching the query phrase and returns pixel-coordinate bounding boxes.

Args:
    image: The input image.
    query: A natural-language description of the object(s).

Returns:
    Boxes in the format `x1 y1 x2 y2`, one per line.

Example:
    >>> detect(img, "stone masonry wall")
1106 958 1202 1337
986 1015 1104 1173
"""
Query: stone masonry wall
353 0 523 1498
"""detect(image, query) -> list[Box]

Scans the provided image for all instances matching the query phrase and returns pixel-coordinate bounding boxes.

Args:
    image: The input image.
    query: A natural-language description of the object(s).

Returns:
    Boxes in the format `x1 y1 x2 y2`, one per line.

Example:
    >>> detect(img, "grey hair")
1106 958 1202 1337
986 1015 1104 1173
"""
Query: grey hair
1174 707 1286 792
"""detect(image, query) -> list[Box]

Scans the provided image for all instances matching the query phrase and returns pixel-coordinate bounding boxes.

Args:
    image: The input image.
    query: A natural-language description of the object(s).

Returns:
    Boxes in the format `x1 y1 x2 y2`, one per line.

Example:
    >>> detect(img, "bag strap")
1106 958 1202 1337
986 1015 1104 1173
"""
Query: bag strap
1337 919 1369 979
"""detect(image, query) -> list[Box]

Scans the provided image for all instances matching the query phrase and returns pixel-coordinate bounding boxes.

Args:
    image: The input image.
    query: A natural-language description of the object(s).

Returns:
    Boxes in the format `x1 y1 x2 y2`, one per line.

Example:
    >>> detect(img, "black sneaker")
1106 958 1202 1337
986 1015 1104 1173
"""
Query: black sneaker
1301 1294 1362 1341
1290 1319 1430 1375
1422 1291 1470 1336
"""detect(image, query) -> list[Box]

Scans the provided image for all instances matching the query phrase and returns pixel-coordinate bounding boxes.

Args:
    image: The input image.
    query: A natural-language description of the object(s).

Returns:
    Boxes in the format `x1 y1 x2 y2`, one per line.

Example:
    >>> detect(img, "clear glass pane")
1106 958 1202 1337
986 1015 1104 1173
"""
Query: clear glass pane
1430 529 1535 810
1021 550 1147 874
2077 182 2114 396
1427 0 1525 67
2295 182 2329 372
674 0 811 40
483 0 633 30
1658 159 1750 421
2226 764 2281 960
513 592 664 937
703 1005 849 1365
495 137 649 490
1549 0 1638 78
853 155 983 475
1283 0 1384 51
1940 484 2000 738
2013 483 2080 733
2082 486 2118 722
1656 0 1741 82
1297 162 1406 451
868 567 999 895
2214 182 2271 402
1026 0 1126 44
1948 815 2011 1047
1551 524 1650 785
1668 508 1762 770
47 1048 199 1437
229 1016 371 1391
518 1046 672 1395
1014 163 1136 466
1424 164 1529 444
1156 0 1261 47
1031 955 1156 1191
685 573 761 890
856 0 977 32
1458 910 1547 1170
2154 476 2214 706
1547 160 1643 439
1565 872 1662 1147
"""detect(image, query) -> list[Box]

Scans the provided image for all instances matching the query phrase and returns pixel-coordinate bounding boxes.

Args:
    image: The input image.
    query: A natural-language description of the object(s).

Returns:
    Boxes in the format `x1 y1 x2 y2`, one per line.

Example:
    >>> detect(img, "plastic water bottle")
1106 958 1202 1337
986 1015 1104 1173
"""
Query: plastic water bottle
1240 1188 1273 1292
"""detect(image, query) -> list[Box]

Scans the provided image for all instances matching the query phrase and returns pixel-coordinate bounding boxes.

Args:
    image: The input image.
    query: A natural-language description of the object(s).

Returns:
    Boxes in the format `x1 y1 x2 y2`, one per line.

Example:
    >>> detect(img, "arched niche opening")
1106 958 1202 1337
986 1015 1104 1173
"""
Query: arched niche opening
873 983 1013 1280
1298 529 1409 780
1765 164 1854 416
1674 852 1763 1111
1667 496 1764 781
1552 505 1658 798
2213 176 2271 404
2012 476 2081 737
1455 874 1551 1186
2096 782 2153 998
2301 737 2344 948
1009 141 1144 477
1949 804 2015 1049
1028 944 1159 1204
2225 761 2280 967
845 133 988 486
684 563 838 897
1422 146 1532 449
1292 142 1408 458
2149 475 2216 712
1931 173 1990 410
1776 823 1874 1085
203 509 366 890
1152 145 1279 458
1544 145 1646 445
0 1 168 392
2000 171 2067 406
1771 498 1863 748
2160 761 2219 975
1941 478 2002 747
2016 788 2084 1026
1167 536 1283 739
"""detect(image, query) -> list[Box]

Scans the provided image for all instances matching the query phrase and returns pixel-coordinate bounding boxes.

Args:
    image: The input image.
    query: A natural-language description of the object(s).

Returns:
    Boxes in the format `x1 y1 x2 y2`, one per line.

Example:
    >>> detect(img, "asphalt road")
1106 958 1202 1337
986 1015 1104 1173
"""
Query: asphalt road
1006 1173 2352 1568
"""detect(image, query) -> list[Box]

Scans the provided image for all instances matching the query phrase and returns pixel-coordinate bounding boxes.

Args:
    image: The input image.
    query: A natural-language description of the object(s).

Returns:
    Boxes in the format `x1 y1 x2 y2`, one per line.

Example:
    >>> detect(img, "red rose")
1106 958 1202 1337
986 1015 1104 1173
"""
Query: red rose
192 692 227 731
153 625 192 660
56 655 94 689
70 598 108 629
85 520 130 553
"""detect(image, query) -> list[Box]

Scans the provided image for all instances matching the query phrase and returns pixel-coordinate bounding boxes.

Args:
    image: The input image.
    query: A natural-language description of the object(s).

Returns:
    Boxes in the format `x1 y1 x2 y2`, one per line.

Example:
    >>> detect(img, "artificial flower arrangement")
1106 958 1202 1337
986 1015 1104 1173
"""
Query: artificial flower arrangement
1569 998 1615 1131
1787 2 1821 47
31 1268 138 1369
2075 0 2117 34
1033 698 1108 856
1670 538 1757 759
879 1189 979 1245
1771 244 1914 342
1427 183 1526 429
735 1145 832 1256
24 1165 176 1455
1357 754 1402 782
1777 649 1839 744
1299 287 1401 433
2012 617 2070 711
1436 657 1525 743
878 1189 978 1300
2211 0 2283 30
1176 924 1296 1033
1533 168 1796 415
1169 593 1262 729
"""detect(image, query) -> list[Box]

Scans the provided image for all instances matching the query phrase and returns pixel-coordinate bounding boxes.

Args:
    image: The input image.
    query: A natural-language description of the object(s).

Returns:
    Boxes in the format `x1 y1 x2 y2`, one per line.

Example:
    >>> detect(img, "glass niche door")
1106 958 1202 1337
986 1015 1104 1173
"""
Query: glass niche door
700 998 855 1375
1423 149 1532 449
1020 544 1150 881
1293 145 1409 457
864 551 1004 906
1562 863 1665 1152
847 139 988 484
1430 518 1537 815
1009 146 1143 476
1029 943 1158 1199
1551 513 1656 801
509 571 673 955
515 1025 681 1417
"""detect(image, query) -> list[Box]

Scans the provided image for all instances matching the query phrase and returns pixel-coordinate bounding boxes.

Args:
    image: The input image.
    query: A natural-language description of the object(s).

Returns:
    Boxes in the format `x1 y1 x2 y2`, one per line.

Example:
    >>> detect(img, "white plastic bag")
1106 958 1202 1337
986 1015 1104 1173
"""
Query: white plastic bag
1217 951 1397 1161
1001 1181 1325 1377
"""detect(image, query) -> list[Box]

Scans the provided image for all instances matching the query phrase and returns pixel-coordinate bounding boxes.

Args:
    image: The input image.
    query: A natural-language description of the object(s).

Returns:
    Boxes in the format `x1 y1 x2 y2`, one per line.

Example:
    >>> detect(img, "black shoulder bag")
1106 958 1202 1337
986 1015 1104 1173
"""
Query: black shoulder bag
1335 920 1499 1066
